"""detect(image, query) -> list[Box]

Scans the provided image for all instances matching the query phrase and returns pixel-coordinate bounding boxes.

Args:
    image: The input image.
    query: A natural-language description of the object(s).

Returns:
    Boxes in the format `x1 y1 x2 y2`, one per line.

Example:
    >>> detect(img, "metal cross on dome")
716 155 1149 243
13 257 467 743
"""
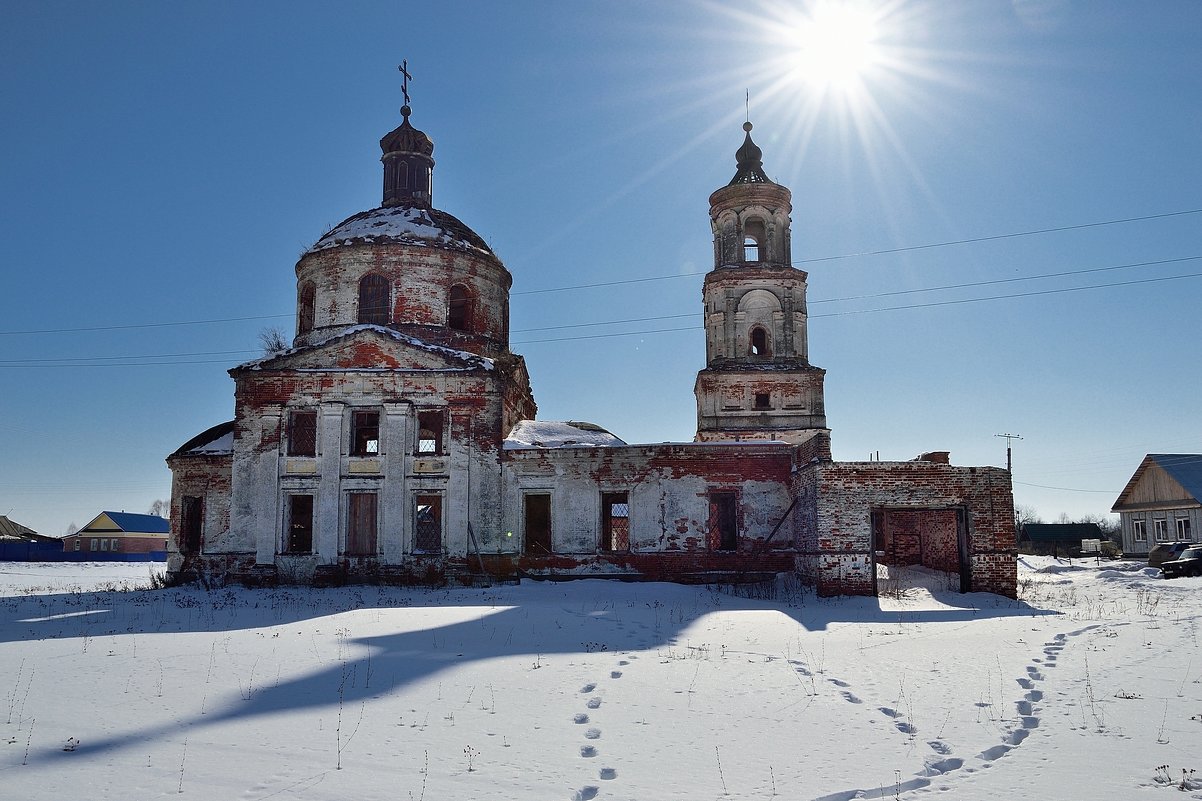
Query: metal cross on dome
399 60 412 108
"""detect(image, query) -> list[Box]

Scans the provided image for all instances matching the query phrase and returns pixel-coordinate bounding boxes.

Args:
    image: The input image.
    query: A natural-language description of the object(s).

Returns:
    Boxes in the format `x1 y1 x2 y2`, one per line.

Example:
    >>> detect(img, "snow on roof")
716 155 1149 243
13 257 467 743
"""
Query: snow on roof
305 204 495 258
504 420 626 450
172 420 235 457
234 324 494 372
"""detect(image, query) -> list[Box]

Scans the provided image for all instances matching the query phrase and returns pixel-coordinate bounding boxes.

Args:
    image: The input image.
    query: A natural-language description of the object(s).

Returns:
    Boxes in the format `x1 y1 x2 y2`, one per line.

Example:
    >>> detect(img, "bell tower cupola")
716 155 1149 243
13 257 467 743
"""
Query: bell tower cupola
380 62 434 207
694 121 829 444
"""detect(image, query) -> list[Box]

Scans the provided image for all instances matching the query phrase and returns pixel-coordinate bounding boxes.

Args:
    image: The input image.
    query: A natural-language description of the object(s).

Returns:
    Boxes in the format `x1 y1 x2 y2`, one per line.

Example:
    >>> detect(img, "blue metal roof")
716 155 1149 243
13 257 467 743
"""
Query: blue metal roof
101 512 171 534
1149 454 1202 503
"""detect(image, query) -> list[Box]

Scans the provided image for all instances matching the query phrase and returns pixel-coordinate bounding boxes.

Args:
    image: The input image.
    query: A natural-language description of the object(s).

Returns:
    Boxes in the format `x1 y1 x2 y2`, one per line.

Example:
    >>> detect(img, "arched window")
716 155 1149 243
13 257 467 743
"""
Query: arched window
448 284 472 331
358 274 390 325
398 161 409 190
298 282 315 335
749 326 770 356
743 236 760 262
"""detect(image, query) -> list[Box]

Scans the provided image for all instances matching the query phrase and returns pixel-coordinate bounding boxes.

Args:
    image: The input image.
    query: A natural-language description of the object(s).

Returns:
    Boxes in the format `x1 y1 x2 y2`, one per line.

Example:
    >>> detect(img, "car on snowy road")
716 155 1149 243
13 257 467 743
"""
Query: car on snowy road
1161 546 1202 579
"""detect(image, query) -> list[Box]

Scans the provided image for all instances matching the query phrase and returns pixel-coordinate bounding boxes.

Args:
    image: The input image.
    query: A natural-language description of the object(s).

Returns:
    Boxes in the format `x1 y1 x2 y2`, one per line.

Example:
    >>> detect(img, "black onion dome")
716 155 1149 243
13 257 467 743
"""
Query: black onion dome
380 106 434 156
730 121 772 185
306 203 495 258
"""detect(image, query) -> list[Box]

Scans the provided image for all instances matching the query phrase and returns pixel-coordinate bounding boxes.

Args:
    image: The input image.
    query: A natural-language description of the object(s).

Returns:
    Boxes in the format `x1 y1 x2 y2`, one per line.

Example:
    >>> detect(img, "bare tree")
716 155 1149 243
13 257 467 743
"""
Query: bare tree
65 522 78 537
1014 504 1042 537
148 499 169 518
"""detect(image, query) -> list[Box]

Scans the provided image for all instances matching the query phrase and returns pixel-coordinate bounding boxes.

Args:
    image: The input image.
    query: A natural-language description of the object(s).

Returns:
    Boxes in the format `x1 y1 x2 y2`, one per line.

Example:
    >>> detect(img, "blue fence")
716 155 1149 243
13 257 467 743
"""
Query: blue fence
0 541 166 562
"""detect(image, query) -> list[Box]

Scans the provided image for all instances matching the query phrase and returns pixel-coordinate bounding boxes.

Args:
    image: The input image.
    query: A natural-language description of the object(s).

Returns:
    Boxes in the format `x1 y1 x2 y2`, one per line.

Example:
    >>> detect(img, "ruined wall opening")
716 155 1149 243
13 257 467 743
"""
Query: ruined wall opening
448 284 473 331
601 492 630 552
708 491 738 551
357 274 390 325
414 494 442 553
298 282 315 335
524 493 552 555
285 494 314 554
871 507 967 595
417 410 444 454
749 326 771 356
181 495 203 555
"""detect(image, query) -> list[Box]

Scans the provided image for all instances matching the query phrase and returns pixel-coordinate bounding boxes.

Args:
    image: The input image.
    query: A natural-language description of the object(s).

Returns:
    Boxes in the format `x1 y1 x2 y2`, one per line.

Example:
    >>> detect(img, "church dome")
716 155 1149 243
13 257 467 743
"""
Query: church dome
305 203 494 258
380 107 434 157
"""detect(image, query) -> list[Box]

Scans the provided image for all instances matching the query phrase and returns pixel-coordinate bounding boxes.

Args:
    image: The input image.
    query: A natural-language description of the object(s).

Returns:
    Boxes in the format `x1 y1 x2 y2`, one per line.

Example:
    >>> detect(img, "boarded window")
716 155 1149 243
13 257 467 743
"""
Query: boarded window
298 282 315 334
181 495 203 555
287 410 317 457
346 493 378 555
601 492 630 552
285 495 314 554
708 492 738 551
525 494 552 555
351 410 380 456
357 274 390 325
417 410 443 454
414 495 442 553
448 285 472 331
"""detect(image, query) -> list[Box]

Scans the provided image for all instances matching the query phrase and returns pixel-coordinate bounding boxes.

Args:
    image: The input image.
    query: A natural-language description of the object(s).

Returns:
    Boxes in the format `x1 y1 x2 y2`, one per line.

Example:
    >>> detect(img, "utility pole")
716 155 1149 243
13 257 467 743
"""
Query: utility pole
995 433 1023 472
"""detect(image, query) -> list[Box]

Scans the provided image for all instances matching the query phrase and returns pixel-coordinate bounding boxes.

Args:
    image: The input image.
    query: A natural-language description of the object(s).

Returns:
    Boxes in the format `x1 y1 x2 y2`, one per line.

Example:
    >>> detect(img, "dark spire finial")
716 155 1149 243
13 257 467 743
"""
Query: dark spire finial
399 60 413 116
729 119 770 186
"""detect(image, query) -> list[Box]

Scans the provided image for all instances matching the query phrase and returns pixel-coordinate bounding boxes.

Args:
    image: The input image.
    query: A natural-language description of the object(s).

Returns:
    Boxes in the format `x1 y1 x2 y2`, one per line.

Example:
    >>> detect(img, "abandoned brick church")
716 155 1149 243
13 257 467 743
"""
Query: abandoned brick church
167 87 1017 597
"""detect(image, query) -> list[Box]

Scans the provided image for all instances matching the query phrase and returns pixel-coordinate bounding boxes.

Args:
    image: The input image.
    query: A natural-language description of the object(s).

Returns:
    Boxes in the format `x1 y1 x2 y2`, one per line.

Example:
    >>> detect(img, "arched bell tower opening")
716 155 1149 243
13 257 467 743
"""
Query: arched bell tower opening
694 121 828 444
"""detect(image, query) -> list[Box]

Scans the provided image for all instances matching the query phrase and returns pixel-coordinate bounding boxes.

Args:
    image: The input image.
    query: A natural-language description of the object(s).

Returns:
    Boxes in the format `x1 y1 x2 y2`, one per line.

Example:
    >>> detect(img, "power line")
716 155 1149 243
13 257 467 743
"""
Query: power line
512 270 1202 343
1012 480 1119 494
2 207 1198 335
510 254 1201 334
511 207 1202 296
0 313 293 337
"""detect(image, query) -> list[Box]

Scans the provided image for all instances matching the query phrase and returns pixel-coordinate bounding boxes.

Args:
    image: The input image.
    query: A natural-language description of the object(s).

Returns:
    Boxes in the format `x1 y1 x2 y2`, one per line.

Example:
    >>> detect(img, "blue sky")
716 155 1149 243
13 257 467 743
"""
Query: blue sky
2 1 1199 537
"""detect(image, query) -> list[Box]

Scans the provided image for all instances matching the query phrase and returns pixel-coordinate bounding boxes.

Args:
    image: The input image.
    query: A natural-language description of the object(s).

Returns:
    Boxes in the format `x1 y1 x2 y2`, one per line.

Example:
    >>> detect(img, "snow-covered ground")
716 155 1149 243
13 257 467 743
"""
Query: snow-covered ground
1 557 1199 800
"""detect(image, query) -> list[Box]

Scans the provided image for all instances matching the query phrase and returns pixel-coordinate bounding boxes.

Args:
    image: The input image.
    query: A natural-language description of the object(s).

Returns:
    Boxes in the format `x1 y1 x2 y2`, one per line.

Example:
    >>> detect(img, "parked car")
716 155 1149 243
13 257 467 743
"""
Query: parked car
1162 546 1202 579
1148 541 1196 568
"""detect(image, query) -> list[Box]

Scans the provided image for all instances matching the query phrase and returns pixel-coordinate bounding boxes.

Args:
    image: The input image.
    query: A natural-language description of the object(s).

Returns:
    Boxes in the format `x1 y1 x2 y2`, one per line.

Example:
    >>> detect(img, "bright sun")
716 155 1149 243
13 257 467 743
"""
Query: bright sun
792 2 882 91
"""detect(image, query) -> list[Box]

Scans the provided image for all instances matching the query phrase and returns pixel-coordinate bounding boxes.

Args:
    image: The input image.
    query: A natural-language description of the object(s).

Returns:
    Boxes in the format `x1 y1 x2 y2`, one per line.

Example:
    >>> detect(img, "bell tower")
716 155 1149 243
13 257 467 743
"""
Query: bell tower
694 122 828 443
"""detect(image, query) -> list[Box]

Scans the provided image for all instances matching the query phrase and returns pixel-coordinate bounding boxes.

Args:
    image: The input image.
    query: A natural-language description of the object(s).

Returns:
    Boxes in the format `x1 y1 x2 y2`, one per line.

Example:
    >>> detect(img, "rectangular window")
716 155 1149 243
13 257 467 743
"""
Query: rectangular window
601 492 630 552
414 495 442 553
351 410 380 456
110 539 120 552
287 410 317 457
98 538 108 551
346 493 378 555
1177 517 1192 540
753 392 771 410
1132 519 1146 542
708 492 738 551
74 539 81 551
90 538 98 551
285 495 314 554
417 410 444 454
181 495 204 554
1153 518 1169 542
524 494 552 555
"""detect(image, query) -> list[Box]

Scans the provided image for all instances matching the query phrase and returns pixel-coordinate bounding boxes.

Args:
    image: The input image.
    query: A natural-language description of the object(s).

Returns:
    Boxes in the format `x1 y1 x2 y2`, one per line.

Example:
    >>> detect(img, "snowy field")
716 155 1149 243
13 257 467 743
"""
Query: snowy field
1 558 1199 800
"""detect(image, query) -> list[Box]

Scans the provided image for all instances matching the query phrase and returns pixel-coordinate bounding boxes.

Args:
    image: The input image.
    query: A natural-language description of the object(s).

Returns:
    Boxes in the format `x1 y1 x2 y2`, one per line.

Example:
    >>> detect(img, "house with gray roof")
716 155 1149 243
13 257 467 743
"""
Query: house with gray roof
1111 454 1202 556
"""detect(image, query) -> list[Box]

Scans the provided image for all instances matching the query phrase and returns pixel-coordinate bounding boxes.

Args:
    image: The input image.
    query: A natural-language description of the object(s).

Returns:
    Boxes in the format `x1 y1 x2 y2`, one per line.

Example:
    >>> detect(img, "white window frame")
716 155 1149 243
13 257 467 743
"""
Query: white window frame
1132 519 1146 542
1153 518 1169 542
1177 516 1192 540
